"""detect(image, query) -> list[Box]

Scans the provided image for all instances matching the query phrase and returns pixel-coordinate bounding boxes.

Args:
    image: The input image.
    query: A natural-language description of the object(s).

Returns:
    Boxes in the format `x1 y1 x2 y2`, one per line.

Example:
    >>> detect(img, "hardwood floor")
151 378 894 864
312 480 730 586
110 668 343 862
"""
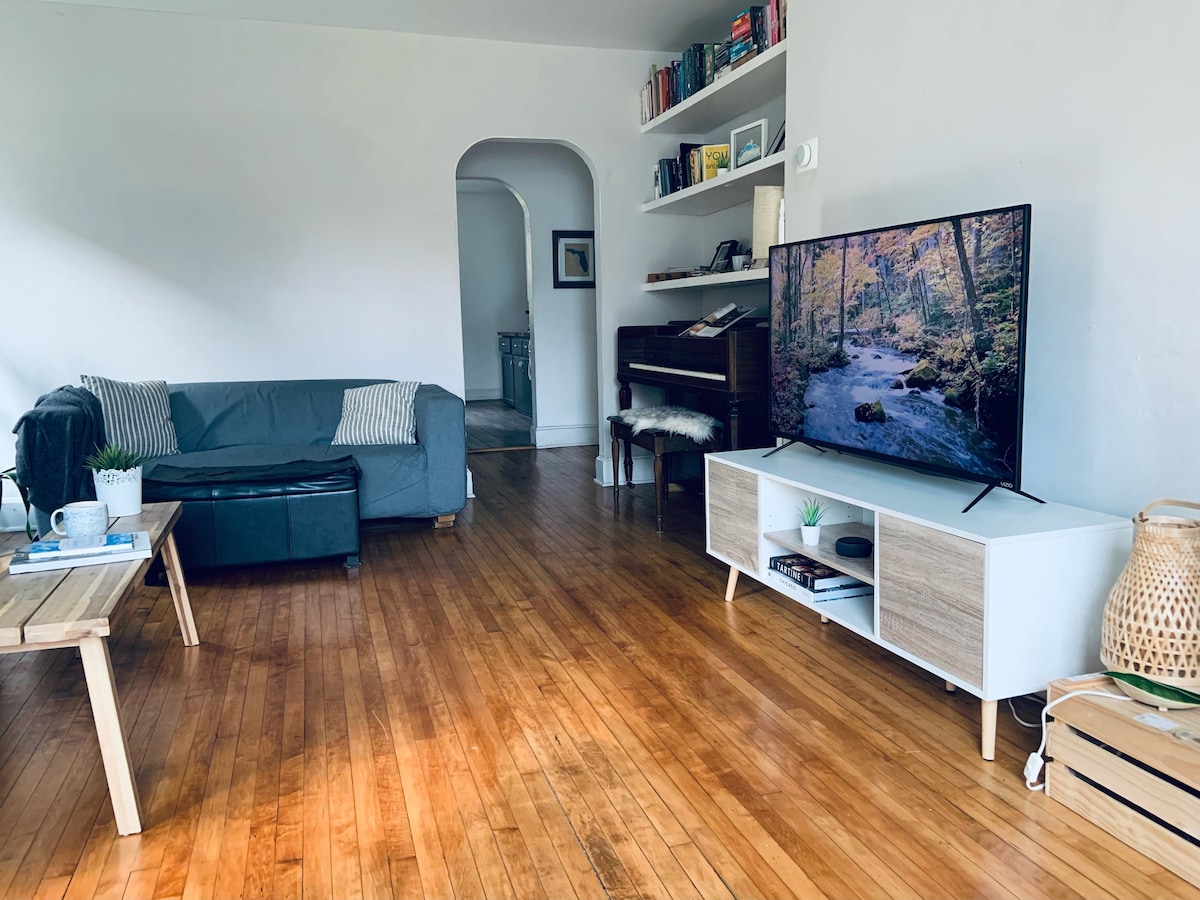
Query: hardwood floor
1 445 1195 900
466 401 533 452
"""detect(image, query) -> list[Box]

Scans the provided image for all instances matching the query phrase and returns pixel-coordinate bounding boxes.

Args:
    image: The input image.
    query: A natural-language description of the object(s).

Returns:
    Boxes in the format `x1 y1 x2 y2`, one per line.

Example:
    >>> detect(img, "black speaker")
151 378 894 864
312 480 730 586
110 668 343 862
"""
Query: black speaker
835 535 872 558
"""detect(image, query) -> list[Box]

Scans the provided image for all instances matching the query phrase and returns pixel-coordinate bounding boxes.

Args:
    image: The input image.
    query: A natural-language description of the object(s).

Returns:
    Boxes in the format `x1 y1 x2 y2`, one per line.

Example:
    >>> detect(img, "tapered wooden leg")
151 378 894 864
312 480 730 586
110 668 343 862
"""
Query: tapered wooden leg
724 567 739 602
79 637 143 835
981 699 998 761
623 438 634 486
160 532 198 647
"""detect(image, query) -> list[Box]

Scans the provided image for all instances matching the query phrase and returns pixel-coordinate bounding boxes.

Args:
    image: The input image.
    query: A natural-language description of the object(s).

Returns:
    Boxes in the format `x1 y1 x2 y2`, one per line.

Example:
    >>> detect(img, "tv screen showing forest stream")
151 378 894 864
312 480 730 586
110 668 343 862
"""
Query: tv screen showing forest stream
768 204 1030 486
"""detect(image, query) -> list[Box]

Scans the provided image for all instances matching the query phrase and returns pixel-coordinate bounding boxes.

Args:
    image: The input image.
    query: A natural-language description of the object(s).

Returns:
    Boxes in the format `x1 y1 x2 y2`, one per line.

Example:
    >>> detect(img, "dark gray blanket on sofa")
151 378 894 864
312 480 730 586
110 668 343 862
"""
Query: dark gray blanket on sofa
12 385 104 513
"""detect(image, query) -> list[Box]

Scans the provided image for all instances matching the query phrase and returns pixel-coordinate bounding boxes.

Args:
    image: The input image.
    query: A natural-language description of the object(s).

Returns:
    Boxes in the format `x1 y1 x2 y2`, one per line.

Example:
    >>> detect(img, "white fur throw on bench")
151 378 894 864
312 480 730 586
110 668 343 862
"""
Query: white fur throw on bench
617 406 720 442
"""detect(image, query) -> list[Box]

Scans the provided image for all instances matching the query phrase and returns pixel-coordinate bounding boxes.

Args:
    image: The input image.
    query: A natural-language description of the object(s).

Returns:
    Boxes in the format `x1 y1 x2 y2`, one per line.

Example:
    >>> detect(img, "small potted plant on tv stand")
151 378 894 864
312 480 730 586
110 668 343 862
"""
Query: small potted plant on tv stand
799 498 825 546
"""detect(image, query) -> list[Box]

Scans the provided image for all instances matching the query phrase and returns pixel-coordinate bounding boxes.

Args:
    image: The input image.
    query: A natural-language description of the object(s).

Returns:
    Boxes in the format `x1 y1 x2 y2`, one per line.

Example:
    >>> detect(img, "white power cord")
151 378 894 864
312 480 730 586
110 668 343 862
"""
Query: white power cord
1007 695 1041 728
1024 689 1132 791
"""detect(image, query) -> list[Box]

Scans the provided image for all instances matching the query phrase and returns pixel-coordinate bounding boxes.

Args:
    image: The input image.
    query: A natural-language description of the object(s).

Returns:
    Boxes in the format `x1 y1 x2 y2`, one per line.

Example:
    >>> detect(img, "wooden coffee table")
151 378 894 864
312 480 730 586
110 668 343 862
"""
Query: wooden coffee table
0 501 196 835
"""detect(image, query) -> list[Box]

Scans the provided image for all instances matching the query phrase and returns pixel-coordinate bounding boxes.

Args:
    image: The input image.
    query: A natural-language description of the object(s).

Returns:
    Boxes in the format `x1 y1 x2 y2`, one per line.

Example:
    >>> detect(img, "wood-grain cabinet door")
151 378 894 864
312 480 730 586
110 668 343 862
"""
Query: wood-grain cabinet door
707 462 758 573
877 514 985 686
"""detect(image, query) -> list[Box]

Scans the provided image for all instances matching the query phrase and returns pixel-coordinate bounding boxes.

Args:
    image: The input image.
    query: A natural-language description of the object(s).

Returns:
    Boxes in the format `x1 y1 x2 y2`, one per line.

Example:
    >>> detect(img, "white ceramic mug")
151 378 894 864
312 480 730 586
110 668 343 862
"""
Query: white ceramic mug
50 500 109 538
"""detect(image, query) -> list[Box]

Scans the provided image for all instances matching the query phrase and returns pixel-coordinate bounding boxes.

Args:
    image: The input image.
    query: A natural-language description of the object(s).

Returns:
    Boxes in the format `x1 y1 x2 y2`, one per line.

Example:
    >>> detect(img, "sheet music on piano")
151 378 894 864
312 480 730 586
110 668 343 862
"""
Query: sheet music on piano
679 303 755 337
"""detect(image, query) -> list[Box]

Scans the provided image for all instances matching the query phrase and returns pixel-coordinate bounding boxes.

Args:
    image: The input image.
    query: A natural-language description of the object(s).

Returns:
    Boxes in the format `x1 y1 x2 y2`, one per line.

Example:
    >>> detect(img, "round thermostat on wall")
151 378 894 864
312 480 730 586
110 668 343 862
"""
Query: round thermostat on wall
835 535 872 558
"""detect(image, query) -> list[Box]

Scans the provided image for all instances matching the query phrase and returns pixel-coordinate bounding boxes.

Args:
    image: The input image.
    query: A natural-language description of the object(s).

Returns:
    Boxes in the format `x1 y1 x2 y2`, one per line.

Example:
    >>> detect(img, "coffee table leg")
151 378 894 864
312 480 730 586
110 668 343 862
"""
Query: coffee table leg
161 532 198 646
79 637 143 835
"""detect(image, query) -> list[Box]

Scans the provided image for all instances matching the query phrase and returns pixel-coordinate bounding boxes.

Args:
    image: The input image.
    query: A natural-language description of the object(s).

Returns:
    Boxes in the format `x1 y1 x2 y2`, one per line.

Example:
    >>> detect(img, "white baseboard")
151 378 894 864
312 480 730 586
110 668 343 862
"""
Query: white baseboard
594 453 654 487
0 498 29 532
466 388 503 402
535 424 598 448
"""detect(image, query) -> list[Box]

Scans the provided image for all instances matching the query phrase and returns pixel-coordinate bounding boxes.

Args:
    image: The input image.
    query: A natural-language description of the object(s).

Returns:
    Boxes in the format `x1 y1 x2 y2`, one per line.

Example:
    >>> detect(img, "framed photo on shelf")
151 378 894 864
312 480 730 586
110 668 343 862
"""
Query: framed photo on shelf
707 239 741 273
731 119 768 169
552 230 596 288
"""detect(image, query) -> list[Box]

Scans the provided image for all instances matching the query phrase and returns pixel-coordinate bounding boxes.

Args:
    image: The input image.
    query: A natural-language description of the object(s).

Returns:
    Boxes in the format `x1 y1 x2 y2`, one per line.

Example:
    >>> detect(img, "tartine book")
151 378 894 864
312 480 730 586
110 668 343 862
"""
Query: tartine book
8 531 152 574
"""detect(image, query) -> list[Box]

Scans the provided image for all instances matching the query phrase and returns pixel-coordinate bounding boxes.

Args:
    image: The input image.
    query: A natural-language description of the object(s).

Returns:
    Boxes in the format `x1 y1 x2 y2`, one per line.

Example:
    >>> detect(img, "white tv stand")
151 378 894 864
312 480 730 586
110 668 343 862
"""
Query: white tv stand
705 447 1132 759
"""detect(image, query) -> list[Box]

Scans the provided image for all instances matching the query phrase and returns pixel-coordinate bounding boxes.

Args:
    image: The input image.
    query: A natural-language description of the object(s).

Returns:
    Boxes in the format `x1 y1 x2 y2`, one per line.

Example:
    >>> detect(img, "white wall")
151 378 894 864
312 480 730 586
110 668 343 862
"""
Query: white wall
458 141 598 447
785 0 1200 517
0 0 695 480
456 181 528 401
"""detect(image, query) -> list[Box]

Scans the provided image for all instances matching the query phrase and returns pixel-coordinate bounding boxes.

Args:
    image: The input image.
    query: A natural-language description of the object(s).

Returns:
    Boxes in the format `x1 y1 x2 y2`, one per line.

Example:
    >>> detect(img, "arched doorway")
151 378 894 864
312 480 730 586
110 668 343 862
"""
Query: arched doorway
456 140 598 453
455 177 535 451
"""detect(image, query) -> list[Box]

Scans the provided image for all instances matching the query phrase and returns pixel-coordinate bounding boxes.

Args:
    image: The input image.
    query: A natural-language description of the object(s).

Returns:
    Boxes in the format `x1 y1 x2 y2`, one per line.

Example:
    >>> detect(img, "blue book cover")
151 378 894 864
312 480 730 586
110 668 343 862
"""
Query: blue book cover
26 532 136 558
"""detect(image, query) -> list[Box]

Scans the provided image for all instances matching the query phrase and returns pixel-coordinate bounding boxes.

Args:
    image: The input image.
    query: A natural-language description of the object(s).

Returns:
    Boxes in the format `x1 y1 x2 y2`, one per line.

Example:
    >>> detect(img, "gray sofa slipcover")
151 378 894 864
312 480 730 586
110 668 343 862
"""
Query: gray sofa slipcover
28 379 466 557
147 379 467 522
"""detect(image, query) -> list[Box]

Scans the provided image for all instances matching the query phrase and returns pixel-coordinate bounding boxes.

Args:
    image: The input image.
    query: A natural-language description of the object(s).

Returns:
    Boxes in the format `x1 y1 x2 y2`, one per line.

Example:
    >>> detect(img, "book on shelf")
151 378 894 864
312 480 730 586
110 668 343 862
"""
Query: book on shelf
770 553 866 590
680 303 755 337
731 10 753 41
21 532 136 560
769 554 871 601
639 5 784 126
731 46 759 70
702 143 730 181
8 531 153 574
769 569 873 603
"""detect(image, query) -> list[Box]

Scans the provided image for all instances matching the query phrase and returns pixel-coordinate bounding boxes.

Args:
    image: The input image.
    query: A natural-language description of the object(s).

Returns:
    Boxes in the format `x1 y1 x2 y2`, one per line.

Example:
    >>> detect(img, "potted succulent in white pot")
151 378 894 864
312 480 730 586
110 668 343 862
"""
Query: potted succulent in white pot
85 444 145 517
799 498 826 546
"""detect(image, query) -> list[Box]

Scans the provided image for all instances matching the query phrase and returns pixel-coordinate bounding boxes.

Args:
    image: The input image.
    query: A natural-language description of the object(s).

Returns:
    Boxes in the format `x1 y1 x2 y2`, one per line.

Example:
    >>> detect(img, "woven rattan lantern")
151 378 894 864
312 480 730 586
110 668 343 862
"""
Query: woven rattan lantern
1100 499 1200 706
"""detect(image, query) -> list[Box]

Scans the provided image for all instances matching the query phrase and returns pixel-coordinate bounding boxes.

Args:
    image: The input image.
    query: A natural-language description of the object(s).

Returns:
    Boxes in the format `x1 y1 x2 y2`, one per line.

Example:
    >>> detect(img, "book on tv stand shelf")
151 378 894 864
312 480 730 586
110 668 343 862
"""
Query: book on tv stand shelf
8 531 152 574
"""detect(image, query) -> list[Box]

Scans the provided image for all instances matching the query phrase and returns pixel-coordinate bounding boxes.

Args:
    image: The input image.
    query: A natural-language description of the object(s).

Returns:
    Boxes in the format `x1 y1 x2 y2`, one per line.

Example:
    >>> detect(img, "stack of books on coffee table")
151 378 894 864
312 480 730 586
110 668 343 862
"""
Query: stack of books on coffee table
8 532 152 574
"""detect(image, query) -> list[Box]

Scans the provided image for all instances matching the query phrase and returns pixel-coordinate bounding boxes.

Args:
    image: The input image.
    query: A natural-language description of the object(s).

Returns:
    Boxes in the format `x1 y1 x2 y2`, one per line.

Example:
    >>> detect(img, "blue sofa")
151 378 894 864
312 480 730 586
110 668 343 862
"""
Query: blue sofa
148 379 466 522
26 378 467 569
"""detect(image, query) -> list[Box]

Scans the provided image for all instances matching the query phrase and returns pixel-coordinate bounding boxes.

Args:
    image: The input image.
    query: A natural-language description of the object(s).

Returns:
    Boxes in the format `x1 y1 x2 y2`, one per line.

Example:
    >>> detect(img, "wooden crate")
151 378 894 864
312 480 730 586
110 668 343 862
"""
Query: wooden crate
1046 674 1200 888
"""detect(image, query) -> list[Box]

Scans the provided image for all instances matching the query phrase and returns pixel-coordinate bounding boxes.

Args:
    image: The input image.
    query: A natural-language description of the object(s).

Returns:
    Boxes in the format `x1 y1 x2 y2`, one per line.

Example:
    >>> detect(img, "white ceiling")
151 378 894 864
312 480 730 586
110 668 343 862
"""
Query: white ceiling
41 0 737 50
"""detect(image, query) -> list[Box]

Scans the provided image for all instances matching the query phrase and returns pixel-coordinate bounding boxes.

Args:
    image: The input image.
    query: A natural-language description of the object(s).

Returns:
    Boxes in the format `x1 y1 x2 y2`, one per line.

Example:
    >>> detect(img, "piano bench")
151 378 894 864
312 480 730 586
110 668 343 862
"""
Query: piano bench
608 415 722 533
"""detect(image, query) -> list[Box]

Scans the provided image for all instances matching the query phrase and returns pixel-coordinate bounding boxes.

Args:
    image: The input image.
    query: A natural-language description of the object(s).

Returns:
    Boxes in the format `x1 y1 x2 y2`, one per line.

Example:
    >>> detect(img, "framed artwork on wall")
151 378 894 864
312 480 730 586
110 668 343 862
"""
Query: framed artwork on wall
552 230 596 289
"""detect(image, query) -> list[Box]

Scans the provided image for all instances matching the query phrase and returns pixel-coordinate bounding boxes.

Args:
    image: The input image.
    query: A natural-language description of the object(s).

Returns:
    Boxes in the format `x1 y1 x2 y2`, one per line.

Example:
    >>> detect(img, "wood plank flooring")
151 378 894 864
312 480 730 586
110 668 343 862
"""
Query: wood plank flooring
466 401 533 453
1 445 1196 900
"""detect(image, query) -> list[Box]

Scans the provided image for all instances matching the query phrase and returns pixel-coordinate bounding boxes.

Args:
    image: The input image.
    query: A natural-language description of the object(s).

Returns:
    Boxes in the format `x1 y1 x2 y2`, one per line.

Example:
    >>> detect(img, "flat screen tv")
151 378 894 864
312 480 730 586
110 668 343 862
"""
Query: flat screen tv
768 203 1032 507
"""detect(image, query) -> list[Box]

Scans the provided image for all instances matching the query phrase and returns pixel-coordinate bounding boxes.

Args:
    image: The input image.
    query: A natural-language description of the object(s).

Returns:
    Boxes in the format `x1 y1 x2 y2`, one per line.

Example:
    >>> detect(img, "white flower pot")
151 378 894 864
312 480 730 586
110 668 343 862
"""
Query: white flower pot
800 524 821 546
93 465 143 517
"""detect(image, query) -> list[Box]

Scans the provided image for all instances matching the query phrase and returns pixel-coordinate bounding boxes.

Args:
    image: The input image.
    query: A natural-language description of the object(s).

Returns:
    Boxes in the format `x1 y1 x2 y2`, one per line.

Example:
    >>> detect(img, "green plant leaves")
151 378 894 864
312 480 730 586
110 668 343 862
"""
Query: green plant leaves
83 444 145 472
799 498 825 526
1105 671 1200 705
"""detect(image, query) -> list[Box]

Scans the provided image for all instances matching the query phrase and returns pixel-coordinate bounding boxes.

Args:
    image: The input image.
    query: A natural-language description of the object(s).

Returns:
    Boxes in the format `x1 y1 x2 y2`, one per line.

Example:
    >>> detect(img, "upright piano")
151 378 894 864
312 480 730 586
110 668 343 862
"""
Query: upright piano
616 320 771 450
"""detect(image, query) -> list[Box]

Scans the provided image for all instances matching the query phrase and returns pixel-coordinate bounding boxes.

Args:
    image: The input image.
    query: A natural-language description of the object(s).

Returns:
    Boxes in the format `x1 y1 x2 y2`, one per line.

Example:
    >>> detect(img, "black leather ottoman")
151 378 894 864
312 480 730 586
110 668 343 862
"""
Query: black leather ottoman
144 457 361 571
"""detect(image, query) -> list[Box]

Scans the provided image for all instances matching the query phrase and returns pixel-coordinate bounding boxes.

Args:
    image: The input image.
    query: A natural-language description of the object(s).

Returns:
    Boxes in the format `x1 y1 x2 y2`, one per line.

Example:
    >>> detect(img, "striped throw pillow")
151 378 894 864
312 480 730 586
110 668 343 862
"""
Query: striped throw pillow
81 375 180 459
331 381 420 446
